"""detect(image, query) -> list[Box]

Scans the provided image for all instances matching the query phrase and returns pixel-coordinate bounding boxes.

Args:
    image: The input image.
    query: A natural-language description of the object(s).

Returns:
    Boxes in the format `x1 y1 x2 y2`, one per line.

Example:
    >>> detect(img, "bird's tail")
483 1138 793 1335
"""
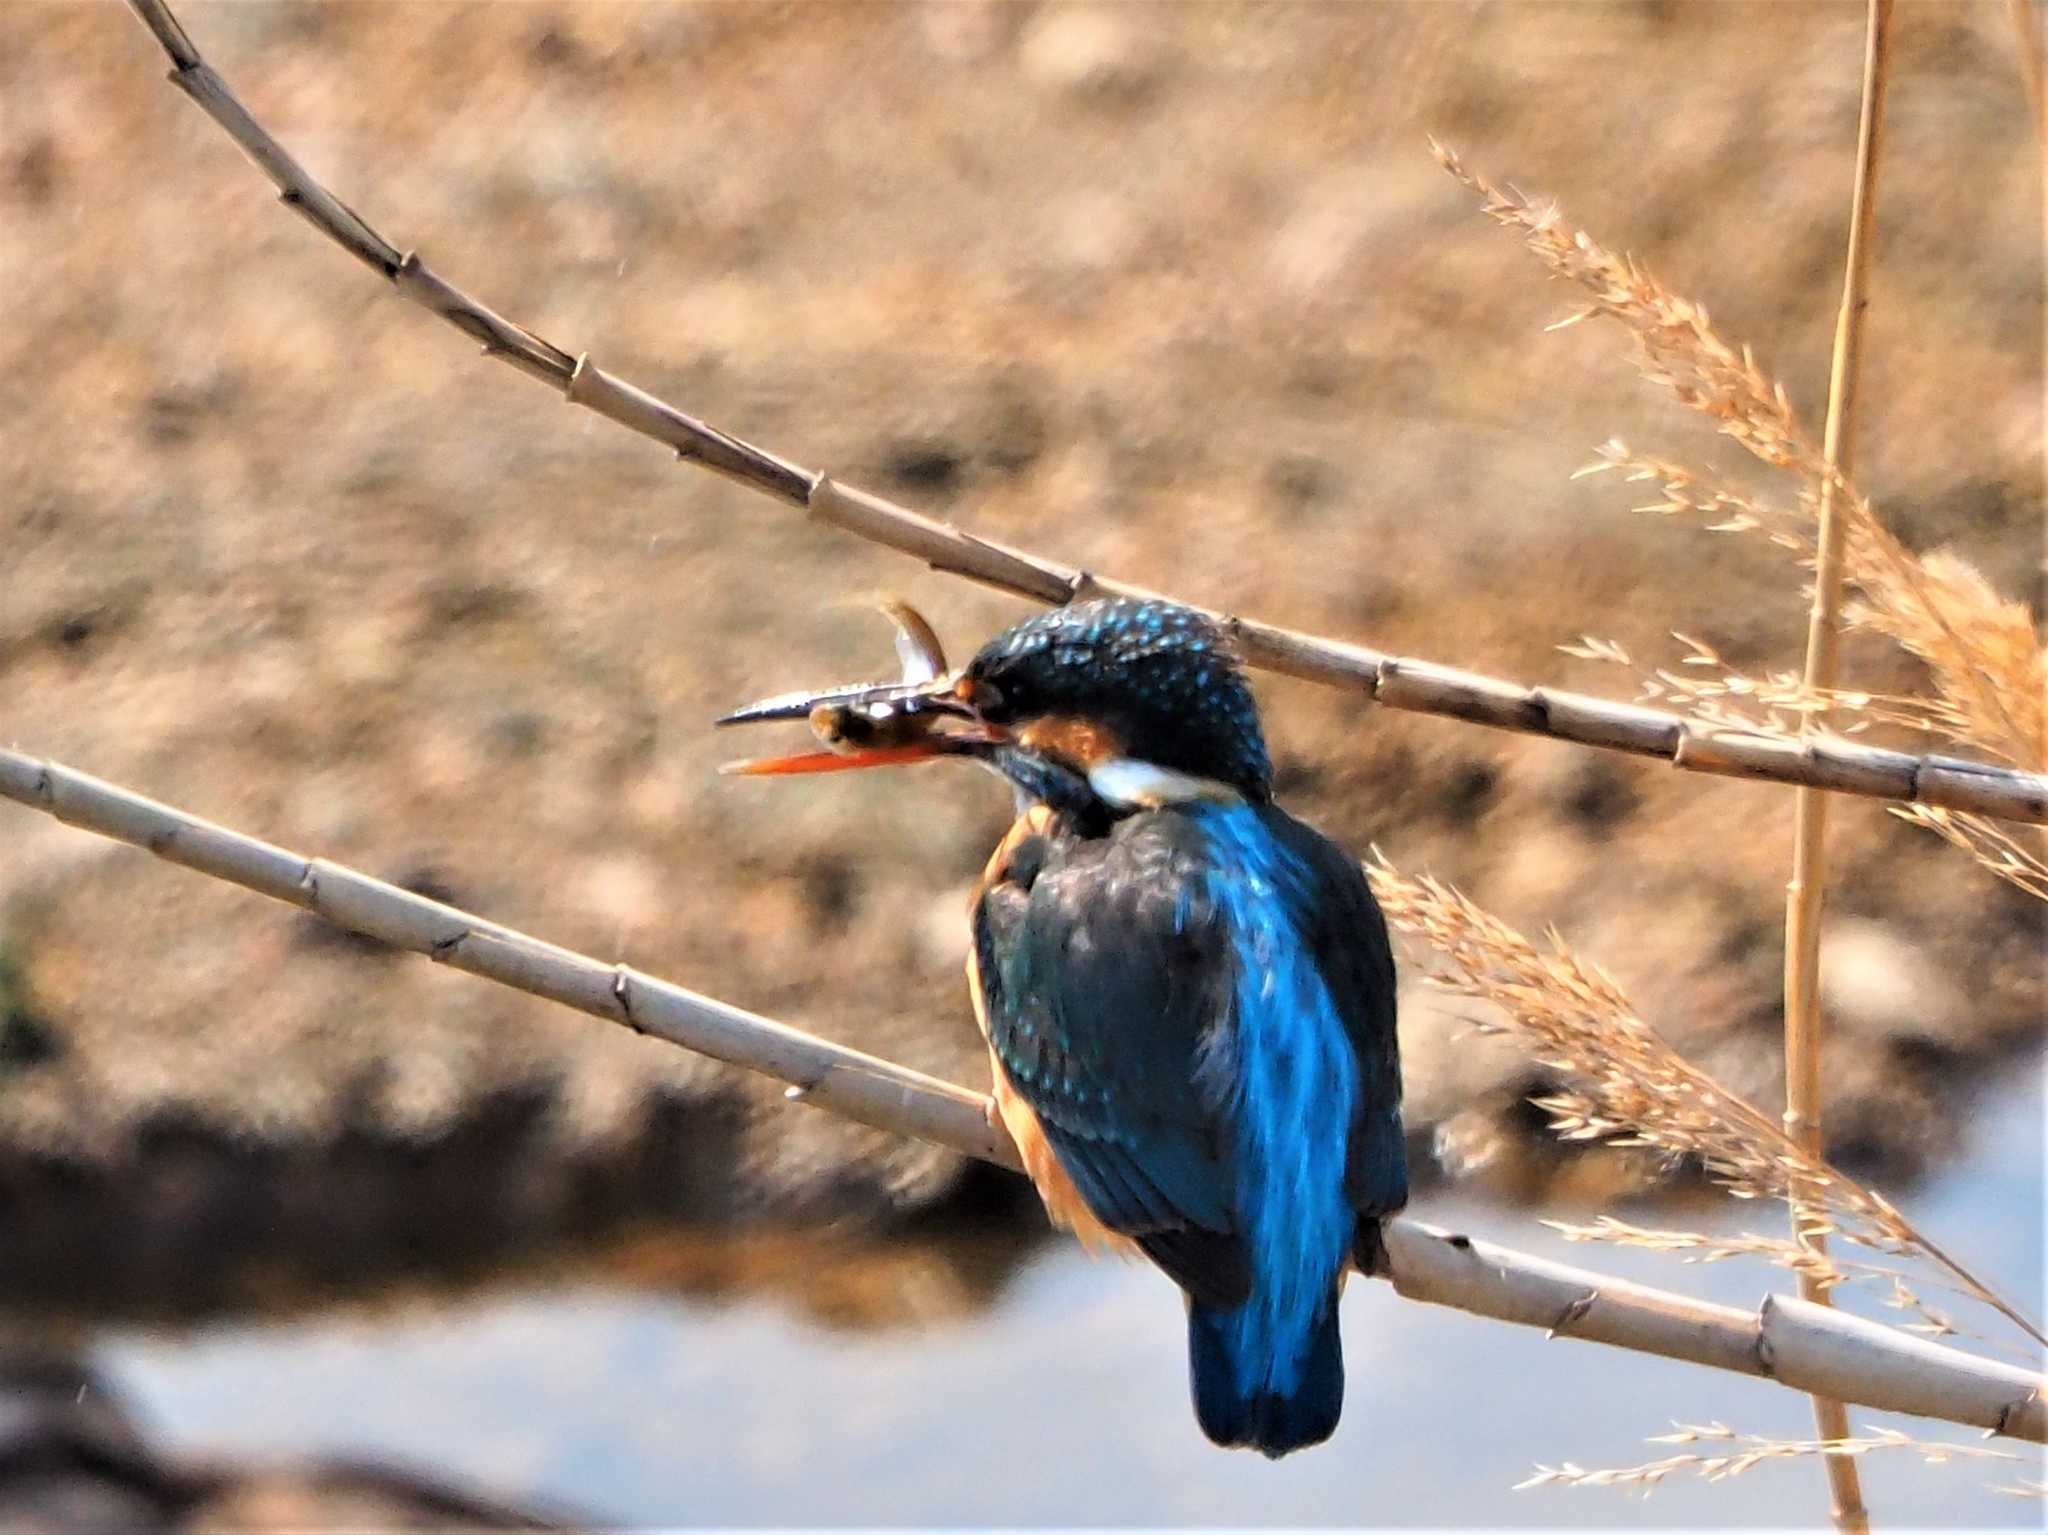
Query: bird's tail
1187 1292 1344 1459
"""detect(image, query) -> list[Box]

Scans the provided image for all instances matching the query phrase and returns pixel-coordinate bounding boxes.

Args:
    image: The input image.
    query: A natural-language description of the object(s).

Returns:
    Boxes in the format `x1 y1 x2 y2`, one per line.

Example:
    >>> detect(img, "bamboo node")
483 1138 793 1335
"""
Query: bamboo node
1995 1390 2040 1438
1756 1297 1782 1375
806 474 841 524
566 353 594 404
609 964 638 1027
1550 1290 1597 1338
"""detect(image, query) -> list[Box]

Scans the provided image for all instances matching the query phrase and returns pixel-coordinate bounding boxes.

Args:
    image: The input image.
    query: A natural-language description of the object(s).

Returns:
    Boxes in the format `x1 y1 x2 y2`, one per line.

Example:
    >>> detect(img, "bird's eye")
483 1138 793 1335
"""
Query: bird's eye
957 677 1006 717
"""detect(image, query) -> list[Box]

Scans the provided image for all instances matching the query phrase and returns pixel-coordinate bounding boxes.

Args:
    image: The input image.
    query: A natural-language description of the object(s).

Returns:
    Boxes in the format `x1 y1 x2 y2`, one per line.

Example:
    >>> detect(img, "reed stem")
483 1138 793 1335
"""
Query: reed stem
1784 4 1894 1529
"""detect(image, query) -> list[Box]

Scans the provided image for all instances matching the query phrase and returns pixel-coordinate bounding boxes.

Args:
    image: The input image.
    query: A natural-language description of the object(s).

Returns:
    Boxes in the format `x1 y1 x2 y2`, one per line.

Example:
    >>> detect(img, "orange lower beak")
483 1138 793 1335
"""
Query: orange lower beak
718 742 953 776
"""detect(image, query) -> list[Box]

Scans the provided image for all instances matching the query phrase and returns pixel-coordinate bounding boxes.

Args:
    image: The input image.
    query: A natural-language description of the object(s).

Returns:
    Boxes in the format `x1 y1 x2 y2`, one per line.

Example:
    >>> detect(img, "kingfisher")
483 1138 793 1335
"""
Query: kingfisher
718 596 1406 1457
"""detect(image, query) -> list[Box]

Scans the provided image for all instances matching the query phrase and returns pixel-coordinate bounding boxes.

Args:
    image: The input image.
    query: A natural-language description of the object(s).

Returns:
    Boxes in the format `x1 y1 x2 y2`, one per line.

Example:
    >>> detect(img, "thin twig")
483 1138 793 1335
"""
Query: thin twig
111 0 2048 828
1784 5 1892 1529
0 744 2042 1442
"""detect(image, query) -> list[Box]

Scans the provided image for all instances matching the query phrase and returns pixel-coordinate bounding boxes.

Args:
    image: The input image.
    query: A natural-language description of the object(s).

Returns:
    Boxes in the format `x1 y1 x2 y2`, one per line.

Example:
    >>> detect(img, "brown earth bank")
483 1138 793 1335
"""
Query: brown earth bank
0 3 2040 1309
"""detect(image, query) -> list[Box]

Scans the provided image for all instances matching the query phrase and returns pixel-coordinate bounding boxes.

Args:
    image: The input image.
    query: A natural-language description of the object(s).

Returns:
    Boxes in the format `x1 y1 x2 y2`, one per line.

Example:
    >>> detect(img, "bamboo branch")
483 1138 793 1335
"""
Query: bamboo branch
1783 6 1893 1528
0 745 2041 1443
113 0 2048 829
0 744 1013 1173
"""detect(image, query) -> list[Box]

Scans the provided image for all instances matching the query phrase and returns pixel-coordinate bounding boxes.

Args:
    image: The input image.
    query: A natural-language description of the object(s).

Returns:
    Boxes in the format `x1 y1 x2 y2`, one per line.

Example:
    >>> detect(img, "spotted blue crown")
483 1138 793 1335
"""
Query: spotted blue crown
967 599 1273 800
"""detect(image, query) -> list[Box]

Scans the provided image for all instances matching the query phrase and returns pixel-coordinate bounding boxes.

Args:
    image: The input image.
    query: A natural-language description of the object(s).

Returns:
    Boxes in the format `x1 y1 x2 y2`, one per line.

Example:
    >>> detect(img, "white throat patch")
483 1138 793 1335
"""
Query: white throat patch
1087 757 1244 809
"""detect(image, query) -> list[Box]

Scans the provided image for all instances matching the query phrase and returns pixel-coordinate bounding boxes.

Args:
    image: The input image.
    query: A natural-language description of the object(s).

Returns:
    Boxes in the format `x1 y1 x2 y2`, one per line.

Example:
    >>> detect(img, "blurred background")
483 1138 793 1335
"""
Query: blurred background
1 0 2041 1526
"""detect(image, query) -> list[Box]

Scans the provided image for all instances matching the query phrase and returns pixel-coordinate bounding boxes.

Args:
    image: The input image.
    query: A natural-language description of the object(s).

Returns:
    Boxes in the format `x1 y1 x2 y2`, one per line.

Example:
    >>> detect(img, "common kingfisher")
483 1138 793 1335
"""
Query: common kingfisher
719 596 1406 1457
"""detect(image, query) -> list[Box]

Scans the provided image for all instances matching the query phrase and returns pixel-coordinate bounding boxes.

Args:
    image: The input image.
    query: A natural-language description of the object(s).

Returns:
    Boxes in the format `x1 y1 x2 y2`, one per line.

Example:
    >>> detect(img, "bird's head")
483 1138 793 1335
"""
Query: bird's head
717 597 1272 812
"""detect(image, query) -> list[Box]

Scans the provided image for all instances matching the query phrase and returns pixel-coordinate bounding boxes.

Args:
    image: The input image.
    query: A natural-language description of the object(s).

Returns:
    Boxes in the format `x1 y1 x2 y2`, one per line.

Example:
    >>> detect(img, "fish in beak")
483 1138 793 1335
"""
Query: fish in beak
715 600 1002 776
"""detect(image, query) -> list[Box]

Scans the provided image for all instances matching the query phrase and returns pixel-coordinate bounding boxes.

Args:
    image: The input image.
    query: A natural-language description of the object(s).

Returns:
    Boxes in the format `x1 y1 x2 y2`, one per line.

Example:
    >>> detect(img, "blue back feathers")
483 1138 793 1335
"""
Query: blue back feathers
1190 802 1359 1411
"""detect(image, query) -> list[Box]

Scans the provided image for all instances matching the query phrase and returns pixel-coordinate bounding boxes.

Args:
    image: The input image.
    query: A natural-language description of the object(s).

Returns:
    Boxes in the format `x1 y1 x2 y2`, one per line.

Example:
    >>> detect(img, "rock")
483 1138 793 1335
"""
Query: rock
1821 918 1970 1049
911 890 974 974
1264 163 1465 303
1017 6 1162 99
1044 188 1147 278
918 0 1018 64
573 853 666 933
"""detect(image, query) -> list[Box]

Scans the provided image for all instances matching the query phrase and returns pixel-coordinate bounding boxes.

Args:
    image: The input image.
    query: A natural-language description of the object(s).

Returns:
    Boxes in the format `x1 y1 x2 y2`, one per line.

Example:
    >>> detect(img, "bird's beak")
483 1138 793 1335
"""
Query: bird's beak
714 599 1000 776
717 743 947 776
714 677 999 776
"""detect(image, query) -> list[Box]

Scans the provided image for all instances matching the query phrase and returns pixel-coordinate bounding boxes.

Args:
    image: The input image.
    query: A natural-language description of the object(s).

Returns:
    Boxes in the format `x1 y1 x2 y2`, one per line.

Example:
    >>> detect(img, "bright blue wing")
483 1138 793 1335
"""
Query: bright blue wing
1256 807 1408 1224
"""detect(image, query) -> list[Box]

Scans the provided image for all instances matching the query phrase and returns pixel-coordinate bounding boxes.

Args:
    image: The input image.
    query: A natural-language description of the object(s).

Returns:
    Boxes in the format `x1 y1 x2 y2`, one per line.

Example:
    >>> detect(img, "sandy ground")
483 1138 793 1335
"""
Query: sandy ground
0 2 2040 1297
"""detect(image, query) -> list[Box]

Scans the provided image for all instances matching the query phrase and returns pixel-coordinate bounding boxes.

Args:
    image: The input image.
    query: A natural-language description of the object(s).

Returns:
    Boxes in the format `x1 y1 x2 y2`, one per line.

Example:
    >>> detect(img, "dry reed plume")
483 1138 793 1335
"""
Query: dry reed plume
1573 445 2046 771
1365 856 2046 1348
1431 139 1812 476
1437 144 2048 904
1518 1421 2020 1496
1443 72 2036 1522
1539 1215 2047 1366
1561 623 2048 905
1544 1217 1852 1297
1898 806 2048 902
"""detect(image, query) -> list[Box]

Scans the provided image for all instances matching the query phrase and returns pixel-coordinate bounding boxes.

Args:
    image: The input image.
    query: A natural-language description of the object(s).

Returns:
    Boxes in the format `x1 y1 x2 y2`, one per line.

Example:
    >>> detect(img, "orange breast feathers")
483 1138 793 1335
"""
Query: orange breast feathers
967 807 1137 1257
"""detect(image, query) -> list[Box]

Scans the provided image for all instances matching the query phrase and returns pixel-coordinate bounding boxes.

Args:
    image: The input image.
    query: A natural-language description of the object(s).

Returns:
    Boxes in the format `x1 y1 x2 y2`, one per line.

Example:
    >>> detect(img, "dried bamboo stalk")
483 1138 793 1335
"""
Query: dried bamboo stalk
0 748 1014 1174
1783 8 1893 1528
0 744 2041 1443
114 0 2048 828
